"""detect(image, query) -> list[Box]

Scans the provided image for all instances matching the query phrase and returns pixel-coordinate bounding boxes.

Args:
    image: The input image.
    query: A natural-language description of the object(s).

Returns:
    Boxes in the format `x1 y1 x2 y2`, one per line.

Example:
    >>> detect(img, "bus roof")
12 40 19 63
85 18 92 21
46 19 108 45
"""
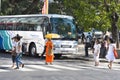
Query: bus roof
0 14 74 20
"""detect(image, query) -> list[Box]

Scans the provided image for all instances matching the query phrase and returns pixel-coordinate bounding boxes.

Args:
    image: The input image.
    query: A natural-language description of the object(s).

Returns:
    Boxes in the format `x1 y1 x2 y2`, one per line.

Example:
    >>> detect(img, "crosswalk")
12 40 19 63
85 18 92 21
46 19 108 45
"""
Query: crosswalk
0 63 120 72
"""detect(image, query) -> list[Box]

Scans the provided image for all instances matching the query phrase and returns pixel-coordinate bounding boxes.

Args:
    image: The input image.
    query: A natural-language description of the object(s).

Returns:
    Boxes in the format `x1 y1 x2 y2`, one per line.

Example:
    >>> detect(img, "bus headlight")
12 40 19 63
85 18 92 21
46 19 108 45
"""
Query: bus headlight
73 42 78 48
73 45 78 48
54 44 60 48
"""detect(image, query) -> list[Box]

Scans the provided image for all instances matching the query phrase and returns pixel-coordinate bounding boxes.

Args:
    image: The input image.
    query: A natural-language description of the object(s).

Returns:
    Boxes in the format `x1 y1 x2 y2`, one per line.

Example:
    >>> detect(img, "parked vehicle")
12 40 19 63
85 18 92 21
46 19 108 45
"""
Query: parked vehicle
0 14 79 58
93 30 103 39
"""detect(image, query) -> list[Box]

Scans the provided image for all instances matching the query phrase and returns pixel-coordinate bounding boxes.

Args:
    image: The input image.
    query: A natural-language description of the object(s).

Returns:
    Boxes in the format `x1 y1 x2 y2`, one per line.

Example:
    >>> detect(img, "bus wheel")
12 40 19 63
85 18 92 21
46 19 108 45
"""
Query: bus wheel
54 54 62 58
29 44 37 57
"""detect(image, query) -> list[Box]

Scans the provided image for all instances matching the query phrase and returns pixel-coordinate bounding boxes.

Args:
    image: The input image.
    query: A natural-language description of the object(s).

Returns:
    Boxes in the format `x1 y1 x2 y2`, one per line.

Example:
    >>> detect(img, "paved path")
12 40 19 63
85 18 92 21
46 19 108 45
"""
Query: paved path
0 61 120 73
76 44 120 63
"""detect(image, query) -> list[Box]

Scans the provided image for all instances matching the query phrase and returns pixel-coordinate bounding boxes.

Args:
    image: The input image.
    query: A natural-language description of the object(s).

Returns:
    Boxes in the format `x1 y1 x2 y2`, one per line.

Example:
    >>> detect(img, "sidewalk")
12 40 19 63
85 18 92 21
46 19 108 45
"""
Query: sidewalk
73 44 120 64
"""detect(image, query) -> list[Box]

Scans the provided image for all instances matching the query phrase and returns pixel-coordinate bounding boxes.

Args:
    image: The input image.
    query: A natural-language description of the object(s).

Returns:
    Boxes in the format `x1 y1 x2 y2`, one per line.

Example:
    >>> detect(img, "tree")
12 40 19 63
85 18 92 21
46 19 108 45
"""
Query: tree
63 0 120 47
63 0 111 31
49 0 65 14
0 0 43 15
22 0 41 14
103 0 120 48
0 0 65 15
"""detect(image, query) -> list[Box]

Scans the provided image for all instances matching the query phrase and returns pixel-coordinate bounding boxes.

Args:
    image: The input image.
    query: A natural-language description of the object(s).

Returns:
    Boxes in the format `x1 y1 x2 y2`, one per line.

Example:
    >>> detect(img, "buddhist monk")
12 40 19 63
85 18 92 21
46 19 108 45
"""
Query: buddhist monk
45 37 54 65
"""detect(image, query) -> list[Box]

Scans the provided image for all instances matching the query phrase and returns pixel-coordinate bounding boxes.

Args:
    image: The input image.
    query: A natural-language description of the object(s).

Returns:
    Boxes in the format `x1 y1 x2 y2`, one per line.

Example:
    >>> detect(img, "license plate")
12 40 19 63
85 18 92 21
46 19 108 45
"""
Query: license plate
61 50 68 52
61 45 71 48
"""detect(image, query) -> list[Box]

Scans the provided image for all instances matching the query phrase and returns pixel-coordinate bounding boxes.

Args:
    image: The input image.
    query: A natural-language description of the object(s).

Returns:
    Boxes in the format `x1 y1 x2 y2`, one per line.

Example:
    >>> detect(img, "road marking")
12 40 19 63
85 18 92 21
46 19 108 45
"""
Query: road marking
0 63 120 72
64 63 108 71
26 65 60 71
0 64 10 67
48 64 80 70
0 65 11 72
18 67 35 71
0 64 34 72
0 69 8 72
72 65 101 71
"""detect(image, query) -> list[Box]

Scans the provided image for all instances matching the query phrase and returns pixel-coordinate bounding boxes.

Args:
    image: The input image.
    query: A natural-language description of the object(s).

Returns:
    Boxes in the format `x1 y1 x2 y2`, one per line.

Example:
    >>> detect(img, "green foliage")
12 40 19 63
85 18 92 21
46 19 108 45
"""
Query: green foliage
0 0 120 32
0 0 42 15
63 0 120 31
63 0 109 31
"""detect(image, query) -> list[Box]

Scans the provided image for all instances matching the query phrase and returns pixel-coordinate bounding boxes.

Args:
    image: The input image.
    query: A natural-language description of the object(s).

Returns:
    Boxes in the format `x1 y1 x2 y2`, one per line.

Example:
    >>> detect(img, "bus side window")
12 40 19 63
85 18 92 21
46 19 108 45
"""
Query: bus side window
29 27 33 31
36 25 42 31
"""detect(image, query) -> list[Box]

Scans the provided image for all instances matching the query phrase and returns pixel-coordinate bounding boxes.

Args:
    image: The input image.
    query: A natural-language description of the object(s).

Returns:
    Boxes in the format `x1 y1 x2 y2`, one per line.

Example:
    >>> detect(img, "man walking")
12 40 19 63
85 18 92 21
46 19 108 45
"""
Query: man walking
85 32 92 57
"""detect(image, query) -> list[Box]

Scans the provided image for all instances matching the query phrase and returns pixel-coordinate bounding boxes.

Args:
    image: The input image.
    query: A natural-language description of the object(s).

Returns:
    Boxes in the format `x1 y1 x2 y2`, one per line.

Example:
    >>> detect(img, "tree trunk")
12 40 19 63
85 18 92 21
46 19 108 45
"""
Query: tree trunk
104 0 119 48
111 11 119 48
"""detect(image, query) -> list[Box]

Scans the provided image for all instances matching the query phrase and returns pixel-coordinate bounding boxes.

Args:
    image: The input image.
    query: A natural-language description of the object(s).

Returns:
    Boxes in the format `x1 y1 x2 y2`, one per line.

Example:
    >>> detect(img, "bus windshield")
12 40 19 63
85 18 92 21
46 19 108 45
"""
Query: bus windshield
50 18 77 40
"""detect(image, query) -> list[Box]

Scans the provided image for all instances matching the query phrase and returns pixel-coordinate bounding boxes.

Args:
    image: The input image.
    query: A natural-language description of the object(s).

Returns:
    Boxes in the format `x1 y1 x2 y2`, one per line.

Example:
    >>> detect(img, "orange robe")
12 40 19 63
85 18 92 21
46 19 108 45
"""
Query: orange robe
45 40 54 63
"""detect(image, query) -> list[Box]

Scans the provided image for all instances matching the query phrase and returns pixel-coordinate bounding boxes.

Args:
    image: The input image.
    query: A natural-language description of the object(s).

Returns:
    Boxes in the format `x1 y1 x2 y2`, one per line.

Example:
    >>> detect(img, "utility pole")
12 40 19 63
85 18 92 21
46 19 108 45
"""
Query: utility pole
0 0 1 12
42 0 49 14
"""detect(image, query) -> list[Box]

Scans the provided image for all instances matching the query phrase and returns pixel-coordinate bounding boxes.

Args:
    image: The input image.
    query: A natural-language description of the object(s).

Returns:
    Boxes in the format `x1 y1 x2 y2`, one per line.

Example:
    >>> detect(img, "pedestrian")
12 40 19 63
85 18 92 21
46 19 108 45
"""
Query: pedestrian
13 34 24 69
45 37 54 65
40 38 47 60
106 38 116 69
93 39 101 66
40 46 46 60
81 33 85 44
100 35 109 58
10 38 16 68
84 32 92 57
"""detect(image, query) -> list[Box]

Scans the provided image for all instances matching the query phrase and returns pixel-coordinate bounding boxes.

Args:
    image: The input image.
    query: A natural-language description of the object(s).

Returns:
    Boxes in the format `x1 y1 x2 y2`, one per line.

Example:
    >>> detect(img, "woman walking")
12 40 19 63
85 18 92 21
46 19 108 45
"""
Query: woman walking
45 37 54 65
10 38 16 68
100 35 109 58
13 34 24 69
106 38 116 69
93 39 101 66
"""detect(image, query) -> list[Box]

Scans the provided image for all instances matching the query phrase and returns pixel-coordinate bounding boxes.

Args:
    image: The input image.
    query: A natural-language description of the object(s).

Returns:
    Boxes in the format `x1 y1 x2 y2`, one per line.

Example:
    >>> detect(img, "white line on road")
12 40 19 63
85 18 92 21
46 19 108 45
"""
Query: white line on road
18 67 35 71
0 69 8 72
48 64 80 70
26 65 60 71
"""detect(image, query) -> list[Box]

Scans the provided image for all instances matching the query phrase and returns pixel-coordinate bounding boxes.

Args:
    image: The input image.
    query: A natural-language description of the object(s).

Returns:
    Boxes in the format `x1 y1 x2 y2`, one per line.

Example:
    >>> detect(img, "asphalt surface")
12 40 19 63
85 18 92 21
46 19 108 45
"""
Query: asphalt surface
0 45 120 80
67 44 119 63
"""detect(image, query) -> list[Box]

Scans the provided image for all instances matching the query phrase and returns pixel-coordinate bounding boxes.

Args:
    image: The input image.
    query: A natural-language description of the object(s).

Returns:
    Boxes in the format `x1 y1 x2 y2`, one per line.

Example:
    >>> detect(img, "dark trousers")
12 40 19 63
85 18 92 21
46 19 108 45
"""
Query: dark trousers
40 46 46 59
100 47 107 58
12 55 16 63
85 43 91 57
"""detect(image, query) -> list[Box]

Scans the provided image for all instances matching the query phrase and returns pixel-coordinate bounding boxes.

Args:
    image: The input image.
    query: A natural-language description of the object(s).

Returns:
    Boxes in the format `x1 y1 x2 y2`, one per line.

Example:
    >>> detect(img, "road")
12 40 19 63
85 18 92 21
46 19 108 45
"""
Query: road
0 52 120 80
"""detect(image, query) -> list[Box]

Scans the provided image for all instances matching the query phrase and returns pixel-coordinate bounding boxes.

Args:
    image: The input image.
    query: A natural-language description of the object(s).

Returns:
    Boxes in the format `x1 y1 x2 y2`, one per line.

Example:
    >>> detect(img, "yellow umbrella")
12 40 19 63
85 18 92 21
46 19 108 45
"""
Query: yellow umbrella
45 33 60 39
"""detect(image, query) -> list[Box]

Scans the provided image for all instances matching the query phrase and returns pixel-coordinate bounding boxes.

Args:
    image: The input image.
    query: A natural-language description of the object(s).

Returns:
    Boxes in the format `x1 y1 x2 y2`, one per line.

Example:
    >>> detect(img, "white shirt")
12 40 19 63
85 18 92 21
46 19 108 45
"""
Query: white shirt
15 41 22 54
94 43 101 54
107 43 116 56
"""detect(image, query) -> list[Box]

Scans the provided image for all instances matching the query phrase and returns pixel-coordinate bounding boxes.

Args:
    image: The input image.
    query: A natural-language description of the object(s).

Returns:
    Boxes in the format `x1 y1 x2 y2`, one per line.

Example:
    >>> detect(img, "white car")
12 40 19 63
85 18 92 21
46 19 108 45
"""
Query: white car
93 30 103 39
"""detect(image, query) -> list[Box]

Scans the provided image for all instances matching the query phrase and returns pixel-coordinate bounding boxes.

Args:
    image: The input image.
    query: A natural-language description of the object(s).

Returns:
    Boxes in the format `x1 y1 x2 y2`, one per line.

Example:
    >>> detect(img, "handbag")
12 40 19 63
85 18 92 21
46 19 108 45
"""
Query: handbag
113 49 118 58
